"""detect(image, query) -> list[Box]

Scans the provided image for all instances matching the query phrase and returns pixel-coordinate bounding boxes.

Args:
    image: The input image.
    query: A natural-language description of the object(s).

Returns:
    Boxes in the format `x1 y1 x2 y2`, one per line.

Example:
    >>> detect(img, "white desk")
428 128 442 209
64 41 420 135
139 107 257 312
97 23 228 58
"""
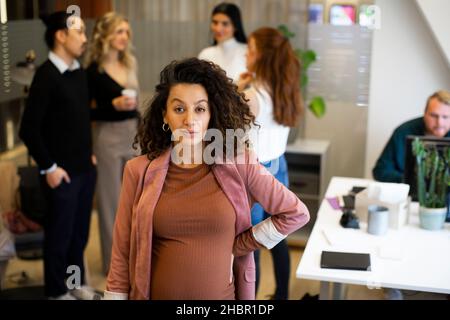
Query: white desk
296 177 450 299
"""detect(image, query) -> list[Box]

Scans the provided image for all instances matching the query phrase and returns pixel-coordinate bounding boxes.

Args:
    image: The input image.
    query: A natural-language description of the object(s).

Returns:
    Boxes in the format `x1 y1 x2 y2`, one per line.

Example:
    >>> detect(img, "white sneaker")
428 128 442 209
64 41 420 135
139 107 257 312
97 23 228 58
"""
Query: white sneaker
49 292 77 300
70 285 98 300
383 288 404 300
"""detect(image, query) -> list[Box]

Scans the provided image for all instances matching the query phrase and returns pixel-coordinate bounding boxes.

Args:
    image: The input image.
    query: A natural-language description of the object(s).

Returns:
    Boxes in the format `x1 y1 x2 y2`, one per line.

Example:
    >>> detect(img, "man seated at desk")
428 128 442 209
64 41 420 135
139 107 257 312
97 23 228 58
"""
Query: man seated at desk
372 90 450 182
372 90 450 300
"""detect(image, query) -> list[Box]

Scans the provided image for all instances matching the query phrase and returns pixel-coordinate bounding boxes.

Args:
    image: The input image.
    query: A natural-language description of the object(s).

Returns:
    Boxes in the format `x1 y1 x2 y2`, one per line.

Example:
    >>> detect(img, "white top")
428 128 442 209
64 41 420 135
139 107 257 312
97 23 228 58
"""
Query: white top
198 38 247 83
248 84 290 163
296 176 450 295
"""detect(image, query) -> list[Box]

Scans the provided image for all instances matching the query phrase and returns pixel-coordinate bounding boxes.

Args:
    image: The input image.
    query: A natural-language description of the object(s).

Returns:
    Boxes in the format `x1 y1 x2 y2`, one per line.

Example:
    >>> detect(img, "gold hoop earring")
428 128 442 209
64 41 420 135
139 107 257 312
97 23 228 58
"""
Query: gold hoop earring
162 123 169 132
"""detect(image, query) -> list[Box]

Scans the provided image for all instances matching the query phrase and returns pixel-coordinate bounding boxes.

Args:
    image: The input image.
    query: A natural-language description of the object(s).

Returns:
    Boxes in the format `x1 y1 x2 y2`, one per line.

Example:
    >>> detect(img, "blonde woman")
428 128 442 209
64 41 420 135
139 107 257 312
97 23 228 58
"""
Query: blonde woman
85 12 139 274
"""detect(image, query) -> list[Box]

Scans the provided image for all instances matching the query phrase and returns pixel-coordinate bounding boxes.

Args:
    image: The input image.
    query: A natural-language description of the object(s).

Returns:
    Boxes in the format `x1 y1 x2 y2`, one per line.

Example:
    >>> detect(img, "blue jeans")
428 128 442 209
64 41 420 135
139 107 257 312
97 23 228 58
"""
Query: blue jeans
251 154 290 299
251 154 289 224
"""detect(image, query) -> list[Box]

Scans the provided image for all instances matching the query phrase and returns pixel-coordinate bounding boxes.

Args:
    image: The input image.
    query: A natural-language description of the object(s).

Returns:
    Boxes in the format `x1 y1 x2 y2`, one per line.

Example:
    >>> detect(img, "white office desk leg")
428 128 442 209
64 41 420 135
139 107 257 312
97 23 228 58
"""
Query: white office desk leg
332 282 345 300
320 282 346 300
319 281 330 300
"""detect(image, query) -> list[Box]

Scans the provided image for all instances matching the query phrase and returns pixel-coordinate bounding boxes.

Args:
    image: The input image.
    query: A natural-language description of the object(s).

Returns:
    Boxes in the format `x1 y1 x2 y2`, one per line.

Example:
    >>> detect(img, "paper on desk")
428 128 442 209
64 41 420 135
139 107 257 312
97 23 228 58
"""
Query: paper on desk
326 197 341 210
321 227 374 248
366 182 409 203
322 227 404 261
377 244 404 261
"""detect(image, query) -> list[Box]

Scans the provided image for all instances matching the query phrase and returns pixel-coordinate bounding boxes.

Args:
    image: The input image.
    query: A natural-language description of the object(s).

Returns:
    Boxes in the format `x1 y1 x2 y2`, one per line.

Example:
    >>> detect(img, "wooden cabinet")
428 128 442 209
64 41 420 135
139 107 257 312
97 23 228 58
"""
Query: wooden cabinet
0 144 28 167
285 139 330 247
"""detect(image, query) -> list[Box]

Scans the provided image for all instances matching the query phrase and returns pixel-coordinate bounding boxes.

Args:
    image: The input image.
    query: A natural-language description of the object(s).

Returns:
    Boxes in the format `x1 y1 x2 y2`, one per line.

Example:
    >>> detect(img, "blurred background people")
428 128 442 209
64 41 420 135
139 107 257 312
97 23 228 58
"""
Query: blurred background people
238 27 303 300
85 12 140 275
19 12 96 300
198 2 247 83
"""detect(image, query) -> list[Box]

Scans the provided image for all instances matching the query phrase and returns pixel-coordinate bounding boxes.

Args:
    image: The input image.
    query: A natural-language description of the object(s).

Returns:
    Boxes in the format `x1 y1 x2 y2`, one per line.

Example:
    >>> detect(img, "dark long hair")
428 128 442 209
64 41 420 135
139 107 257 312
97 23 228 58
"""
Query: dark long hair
251 27 302 127
135 58 255 161
211 2 247 44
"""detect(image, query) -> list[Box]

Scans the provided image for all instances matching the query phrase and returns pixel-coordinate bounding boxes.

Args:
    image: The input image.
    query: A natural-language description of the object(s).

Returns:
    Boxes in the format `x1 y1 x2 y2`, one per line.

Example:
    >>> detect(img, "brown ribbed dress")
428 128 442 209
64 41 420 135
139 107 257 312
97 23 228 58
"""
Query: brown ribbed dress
150 162 236 300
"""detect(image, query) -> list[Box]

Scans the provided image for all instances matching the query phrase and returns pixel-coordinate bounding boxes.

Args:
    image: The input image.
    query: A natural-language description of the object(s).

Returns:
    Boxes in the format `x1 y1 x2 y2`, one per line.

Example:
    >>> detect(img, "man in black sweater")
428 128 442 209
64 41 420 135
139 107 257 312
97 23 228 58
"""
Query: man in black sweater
19 11 96 300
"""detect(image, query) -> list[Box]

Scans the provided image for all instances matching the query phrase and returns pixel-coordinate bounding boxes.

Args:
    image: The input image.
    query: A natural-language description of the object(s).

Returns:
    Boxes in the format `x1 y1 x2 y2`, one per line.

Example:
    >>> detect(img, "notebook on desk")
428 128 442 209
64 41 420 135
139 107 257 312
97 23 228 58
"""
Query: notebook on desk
320 251 371 271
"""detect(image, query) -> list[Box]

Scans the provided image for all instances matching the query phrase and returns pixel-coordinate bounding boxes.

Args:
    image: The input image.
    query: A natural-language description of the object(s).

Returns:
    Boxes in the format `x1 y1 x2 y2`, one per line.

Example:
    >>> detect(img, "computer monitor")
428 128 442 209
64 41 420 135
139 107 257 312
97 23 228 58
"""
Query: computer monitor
403 135 450 221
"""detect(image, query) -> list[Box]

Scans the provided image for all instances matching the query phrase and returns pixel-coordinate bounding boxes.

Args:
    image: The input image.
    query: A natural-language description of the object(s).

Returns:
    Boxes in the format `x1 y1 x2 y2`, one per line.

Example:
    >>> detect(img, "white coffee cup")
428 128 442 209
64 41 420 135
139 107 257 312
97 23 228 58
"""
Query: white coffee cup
121 89 137 98
367 205 389 236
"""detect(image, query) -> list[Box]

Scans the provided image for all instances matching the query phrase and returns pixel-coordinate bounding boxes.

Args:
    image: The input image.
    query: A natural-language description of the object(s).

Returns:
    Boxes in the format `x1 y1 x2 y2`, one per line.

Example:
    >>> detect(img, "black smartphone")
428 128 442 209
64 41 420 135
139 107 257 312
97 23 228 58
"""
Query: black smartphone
320 251 371 271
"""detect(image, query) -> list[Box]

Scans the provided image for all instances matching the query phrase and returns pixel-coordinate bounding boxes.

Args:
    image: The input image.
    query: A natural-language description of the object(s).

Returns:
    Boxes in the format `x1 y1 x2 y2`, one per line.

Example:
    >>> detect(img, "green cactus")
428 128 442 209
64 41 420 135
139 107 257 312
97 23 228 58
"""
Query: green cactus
412 137 450 208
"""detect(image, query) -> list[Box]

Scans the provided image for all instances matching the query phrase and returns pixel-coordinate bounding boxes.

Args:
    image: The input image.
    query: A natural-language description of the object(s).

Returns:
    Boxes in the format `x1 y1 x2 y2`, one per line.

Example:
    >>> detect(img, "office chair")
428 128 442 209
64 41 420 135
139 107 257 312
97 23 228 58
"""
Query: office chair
0 160 44 294
1 161 94 299
15 164 45 260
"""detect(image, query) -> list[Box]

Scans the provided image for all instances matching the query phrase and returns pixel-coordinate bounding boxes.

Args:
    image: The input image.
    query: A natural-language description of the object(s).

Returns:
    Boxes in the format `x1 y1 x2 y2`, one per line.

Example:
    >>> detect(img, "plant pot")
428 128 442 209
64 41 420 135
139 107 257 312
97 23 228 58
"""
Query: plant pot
419 206 447 230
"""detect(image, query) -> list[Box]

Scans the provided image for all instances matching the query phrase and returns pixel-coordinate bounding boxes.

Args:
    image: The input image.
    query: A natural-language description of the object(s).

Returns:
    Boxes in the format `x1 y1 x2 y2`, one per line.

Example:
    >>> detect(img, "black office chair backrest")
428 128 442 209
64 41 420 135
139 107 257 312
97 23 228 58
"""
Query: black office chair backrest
17 166 47 226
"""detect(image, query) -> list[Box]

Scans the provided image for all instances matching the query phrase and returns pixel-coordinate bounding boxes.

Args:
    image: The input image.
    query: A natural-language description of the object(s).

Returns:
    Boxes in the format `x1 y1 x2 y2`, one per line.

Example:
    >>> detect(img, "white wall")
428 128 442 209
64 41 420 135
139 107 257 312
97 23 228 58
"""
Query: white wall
364 0 450 178
415 0 450 69
303 23 373 179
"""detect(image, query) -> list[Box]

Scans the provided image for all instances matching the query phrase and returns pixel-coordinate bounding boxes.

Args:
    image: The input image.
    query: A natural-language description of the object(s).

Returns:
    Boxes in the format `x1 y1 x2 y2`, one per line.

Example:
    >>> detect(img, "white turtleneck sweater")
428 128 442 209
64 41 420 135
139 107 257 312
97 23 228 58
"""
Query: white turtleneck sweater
198 37 247 83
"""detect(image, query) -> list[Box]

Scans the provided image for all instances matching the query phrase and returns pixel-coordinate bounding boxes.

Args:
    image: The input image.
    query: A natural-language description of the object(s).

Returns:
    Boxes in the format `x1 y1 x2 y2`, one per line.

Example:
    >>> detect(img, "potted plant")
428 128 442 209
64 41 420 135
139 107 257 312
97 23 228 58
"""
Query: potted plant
412 137 450 230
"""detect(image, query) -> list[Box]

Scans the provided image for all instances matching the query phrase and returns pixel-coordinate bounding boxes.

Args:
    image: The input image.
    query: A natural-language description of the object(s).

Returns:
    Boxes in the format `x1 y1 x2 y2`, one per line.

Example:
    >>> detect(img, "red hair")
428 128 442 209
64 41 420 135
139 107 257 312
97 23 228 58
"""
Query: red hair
250 27 302 127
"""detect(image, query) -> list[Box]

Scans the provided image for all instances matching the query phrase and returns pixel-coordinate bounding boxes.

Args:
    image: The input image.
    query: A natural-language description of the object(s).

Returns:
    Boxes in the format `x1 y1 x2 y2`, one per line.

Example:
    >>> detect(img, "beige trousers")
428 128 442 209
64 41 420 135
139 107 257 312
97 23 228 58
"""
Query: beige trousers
93 118 139 274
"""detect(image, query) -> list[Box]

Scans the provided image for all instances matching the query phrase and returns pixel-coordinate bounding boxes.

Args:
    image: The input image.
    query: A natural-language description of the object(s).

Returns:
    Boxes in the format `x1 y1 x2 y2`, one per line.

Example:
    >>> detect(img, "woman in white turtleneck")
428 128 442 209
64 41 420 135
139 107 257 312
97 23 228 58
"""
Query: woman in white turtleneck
198 2 247 83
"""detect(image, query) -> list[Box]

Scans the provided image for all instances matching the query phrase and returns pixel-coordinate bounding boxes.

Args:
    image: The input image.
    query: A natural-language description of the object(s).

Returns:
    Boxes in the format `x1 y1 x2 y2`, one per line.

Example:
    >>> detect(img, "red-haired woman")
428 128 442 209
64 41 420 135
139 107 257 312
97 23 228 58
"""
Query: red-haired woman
238 27 303 300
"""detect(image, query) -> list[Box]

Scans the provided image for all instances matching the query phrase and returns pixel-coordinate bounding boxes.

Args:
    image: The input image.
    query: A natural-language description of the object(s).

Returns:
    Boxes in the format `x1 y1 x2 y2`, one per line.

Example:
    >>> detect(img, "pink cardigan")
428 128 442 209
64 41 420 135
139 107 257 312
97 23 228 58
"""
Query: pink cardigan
106 149 310 300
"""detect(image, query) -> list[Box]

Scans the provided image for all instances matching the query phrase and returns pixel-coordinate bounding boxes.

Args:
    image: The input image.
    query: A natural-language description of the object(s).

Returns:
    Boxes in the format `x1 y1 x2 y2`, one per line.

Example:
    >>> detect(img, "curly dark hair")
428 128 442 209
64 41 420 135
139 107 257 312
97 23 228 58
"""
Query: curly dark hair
135 57 256 161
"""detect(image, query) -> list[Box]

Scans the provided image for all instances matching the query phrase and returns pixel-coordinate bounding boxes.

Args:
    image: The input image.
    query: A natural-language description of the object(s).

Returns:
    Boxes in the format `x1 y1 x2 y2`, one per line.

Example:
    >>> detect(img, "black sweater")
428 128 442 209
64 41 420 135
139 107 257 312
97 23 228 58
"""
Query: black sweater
19 60 93 175
87 62 139 122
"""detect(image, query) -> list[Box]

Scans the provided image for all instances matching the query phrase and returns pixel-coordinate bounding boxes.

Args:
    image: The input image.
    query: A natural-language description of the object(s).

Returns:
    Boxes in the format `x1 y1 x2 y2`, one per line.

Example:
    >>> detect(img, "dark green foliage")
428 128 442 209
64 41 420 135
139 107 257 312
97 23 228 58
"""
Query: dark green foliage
412 137 450 208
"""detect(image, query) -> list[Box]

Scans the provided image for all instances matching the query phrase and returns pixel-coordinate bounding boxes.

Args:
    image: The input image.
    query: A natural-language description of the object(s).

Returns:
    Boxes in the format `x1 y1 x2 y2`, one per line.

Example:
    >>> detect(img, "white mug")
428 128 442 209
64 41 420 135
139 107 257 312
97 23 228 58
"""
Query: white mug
121 89 137 98
367 205 389 235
